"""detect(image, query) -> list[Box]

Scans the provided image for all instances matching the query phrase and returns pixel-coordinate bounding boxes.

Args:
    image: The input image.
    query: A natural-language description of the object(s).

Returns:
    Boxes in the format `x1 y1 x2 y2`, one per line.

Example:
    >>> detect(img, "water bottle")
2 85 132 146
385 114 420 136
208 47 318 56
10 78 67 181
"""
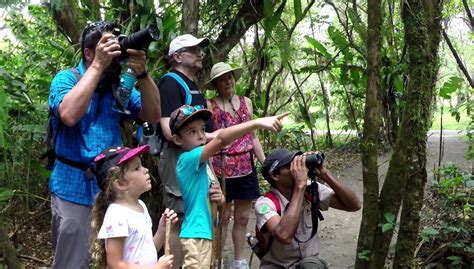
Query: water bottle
140 122 160 156
246 232 265 259
113 67 136 114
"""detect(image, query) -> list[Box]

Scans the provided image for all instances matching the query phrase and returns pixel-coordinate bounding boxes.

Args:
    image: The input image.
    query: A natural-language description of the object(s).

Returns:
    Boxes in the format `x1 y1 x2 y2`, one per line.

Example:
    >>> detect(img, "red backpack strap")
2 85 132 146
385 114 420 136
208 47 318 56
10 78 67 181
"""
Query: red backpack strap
264 191 281 215
254 191 282 259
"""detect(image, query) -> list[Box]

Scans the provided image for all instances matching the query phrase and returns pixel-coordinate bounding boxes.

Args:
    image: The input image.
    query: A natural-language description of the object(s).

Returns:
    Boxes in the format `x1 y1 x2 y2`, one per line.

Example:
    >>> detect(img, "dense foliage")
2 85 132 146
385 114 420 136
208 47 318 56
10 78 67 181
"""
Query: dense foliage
0 0 472 268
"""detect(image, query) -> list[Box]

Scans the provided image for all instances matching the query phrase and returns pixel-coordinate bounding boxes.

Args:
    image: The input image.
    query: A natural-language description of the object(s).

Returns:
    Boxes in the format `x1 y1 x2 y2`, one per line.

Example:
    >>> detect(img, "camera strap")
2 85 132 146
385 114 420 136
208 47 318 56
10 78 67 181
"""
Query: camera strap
293 181 324 244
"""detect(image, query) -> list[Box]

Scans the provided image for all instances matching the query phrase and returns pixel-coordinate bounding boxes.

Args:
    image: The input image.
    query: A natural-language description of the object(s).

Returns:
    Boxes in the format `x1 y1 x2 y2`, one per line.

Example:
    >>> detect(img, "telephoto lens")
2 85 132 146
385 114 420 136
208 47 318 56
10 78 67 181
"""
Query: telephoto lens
305 152 325 169
118 27 160 59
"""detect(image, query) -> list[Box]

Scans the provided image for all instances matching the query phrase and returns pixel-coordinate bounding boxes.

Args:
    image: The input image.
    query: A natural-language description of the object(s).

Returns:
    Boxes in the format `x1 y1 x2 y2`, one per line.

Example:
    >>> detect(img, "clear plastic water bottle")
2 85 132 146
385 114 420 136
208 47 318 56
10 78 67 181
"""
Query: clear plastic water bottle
113 67 136 114
140 122 160 156
246 232 265 259
246 232 259 249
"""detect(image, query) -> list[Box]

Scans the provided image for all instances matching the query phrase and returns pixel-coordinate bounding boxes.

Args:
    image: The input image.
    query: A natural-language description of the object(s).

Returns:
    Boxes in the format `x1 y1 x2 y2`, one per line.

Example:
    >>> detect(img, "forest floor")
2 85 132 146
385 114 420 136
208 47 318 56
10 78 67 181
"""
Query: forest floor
7 131 471 268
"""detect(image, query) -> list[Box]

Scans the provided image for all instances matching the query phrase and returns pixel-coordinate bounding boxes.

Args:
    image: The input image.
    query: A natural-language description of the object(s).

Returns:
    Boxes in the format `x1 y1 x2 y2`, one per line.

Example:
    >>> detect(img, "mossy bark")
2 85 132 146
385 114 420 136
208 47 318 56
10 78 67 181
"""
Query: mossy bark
367 0 443 268
354 0 383 267
393 1 442 267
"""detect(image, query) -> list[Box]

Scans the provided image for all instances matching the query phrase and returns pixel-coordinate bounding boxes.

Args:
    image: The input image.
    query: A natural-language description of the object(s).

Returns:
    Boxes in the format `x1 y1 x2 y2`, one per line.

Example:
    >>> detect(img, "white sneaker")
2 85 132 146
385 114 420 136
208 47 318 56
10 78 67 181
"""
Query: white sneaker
233 259 249 269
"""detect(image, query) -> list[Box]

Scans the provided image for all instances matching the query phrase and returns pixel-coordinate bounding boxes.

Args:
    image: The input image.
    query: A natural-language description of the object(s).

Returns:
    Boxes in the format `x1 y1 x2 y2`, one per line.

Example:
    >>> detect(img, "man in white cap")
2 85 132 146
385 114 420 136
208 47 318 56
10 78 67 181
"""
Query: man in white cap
157 34 215 267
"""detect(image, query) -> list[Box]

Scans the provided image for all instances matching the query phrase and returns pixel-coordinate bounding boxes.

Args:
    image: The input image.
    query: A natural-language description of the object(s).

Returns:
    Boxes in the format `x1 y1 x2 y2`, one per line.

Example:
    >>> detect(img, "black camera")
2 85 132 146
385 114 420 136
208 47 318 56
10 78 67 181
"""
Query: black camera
111 27 160 60
305 152 325 169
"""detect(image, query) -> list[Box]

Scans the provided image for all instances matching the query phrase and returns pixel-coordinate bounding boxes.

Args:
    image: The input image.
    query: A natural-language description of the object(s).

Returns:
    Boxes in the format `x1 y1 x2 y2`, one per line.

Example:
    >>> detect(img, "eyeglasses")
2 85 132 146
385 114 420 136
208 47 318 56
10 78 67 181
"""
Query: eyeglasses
176 46 205 57
171 105 205 132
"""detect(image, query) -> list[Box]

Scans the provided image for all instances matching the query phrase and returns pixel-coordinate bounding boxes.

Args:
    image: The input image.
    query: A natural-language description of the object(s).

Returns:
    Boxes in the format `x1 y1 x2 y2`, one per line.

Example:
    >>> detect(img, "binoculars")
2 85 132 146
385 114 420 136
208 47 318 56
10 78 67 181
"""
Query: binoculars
305 152 325 169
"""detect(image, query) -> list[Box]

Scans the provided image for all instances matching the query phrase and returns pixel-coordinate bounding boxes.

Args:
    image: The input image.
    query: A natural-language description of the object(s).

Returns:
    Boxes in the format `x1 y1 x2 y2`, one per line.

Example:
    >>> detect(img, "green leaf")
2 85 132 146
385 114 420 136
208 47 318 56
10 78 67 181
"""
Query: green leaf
304 35 331 58
420 227 439 241
263 0 273 19
347 8 367 41
439 76 464 99
328 25 349 50
394 77 404 92
0 188 14 203
294 0 302 21
263 0 287 33
384 212 395 223
381 223 394 232
31 161 52 178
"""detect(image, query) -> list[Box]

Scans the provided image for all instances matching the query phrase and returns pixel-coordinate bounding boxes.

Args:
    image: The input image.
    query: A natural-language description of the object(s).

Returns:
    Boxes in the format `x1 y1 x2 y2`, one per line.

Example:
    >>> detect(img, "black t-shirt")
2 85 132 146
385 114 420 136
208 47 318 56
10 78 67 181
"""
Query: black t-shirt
158 70 212 138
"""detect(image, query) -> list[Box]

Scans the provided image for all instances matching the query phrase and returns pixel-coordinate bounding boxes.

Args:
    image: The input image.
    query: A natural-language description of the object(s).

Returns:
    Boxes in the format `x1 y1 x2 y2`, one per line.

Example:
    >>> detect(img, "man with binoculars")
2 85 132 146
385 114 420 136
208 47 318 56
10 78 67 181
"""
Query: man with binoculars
48 21 160 268
254 149 361 268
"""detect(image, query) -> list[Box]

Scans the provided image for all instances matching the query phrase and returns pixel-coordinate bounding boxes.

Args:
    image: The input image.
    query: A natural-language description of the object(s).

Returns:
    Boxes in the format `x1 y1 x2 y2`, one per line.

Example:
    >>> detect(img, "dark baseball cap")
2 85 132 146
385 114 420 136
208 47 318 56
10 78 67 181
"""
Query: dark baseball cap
169 105 212 135
93 144 149 191
262 148 303 181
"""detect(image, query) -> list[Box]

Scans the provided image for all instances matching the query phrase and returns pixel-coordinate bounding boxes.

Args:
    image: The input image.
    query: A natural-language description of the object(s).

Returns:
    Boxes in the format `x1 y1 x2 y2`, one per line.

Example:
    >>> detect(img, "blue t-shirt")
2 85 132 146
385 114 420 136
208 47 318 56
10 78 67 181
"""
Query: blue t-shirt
176 146 212 240
48 59 142 206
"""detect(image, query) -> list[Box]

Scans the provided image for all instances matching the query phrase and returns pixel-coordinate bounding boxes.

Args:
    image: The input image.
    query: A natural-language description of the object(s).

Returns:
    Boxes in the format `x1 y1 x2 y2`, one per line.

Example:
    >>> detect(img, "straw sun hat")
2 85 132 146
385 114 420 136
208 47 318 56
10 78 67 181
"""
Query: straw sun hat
205 62 243 89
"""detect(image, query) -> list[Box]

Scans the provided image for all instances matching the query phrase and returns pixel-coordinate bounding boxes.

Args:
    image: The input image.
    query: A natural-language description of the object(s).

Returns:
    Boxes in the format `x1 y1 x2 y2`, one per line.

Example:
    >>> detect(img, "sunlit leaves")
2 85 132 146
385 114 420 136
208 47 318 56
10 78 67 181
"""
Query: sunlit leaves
304 35 331 58
294 0 302 21
439 76 464 99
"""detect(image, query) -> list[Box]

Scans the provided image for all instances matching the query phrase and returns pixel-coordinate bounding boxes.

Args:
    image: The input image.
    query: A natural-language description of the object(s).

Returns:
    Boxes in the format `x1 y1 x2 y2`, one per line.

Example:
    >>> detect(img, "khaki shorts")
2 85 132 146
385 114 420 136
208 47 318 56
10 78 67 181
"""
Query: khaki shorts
181 238 212 269
296 256 329 269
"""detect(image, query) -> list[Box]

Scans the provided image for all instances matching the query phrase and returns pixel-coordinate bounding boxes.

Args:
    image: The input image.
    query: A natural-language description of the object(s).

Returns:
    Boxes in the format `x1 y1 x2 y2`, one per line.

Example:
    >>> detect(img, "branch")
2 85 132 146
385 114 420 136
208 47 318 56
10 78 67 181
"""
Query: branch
462 0 474 30
442 28 474 88
200 0 271 89
211 0 267 62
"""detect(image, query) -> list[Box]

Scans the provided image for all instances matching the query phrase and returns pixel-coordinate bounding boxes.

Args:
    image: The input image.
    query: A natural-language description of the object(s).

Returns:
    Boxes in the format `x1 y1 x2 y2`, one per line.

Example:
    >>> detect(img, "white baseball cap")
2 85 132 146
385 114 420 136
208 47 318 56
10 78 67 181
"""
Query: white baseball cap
168 34 210 56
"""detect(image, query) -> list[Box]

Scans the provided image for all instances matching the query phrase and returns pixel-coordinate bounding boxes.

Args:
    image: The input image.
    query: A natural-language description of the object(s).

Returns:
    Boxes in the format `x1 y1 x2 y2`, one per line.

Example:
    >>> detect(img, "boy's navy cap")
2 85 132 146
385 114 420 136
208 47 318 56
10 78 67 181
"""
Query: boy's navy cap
262 148 303 181
170 105 212 135
93 144 149 191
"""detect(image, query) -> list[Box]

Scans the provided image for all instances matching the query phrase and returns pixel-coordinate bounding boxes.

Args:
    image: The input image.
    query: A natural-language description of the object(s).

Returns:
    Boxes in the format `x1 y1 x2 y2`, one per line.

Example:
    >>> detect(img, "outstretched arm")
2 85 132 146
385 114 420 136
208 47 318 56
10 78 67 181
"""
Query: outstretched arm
200 112 289 163
245 97 265 163
315 165 361 212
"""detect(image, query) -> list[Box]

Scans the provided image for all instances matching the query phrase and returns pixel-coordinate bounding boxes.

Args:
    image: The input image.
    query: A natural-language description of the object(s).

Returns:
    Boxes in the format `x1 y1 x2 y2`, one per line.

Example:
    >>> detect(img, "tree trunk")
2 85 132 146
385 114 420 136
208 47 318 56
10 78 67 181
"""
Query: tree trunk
181 0 199 36
0 225 22 269
354 0 382 267
318 72 333 147
369 0 443 267
51 0 86 45
393 0 442 266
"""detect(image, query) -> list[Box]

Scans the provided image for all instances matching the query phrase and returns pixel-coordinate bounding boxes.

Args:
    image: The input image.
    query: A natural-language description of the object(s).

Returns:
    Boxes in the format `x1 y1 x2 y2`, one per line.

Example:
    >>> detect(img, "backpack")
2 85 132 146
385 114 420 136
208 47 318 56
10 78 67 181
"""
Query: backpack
254 187 324 260
138 72 193 155
42 67 81 170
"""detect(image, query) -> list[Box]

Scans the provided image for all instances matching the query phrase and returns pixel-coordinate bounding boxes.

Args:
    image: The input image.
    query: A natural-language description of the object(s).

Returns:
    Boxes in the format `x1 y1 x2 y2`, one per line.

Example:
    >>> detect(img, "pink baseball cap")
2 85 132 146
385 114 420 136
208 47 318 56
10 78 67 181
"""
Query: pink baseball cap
93 145 149 190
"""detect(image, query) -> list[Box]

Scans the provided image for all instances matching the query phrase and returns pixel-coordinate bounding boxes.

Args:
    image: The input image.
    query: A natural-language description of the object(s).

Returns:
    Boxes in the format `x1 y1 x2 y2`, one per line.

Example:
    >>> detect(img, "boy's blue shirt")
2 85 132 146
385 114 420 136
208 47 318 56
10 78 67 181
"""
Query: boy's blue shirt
176 146 212 240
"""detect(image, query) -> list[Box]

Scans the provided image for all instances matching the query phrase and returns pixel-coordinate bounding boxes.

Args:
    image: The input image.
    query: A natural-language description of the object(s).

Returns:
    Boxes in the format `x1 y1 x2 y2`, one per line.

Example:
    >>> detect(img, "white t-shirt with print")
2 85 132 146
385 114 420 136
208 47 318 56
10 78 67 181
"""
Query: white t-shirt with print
98 200 157 265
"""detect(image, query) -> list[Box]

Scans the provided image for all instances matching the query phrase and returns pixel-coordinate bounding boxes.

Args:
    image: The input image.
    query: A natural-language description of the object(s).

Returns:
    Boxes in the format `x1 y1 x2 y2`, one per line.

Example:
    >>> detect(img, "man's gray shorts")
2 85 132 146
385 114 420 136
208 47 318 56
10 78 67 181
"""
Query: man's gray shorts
296 256 329 269
51 194 92 269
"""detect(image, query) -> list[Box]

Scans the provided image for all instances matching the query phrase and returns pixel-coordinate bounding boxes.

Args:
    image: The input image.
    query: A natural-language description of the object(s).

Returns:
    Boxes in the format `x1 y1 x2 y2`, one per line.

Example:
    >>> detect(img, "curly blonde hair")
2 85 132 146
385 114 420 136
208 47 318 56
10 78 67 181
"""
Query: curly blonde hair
90 165 129 268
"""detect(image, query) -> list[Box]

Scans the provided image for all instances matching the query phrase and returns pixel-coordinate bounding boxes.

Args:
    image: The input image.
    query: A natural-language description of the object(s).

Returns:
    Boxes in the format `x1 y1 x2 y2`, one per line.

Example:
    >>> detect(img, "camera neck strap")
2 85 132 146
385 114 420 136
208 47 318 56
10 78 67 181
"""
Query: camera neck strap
293 180 324 244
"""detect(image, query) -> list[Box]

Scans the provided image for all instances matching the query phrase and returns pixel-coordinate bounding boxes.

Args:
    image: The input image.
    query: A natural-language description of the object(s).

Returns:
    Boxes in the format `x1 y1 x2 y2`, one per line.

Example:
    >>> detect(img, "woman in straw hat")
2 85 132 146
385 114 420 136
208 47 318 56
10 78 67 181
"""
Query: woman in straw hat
206 62 265 269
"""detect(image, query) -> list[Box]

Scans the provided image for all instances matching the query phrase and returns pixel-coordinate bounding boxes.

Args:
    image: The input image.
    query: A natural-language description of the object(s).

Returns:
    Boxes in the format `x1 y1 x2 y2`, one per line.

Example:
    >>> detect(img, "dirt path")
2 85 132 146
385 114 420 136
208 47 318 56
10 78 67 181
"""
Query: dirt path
222 132 471 268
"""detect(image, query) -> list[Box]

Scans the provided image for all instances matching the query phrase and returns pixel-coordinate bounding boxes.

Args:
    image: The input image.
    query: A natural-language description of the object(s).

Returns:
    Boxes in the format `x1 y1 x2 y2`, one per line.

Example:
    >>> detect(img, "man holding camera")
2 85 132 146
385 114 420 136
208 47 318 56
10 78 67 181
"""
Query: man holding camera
48 22 160 268
254 149 361 268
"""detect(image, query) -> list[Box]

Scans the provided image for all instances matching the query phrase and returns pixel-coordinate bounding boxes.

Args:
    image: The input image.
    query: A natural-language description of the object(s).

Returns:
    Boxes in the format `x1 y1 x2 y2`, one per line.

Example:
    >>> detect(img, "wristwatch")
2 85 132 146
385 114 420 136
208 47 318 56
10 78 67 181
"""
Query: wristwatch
136 70 148 79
